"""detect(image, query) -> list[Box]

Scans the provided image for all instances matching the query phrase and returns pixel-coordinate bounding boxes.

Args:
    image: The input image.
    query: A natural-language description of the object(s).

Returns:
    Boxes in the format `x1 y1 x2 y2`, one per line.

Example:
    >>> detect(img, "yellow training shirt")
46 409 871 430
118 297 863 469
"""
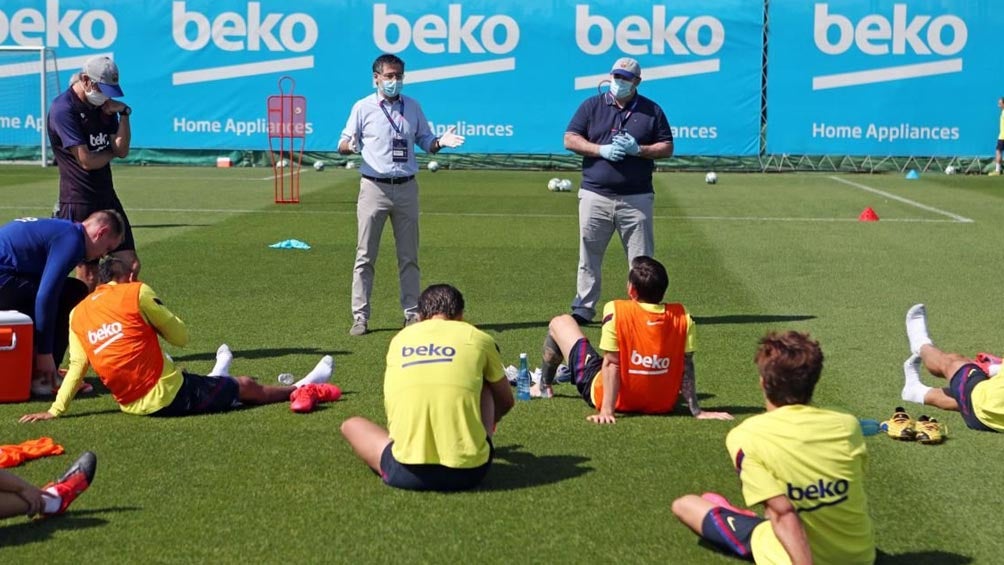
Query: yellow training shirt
726 404 875 565
384 319 505 468
999 109 1004 140
50 282 189 417
972 376 1004 432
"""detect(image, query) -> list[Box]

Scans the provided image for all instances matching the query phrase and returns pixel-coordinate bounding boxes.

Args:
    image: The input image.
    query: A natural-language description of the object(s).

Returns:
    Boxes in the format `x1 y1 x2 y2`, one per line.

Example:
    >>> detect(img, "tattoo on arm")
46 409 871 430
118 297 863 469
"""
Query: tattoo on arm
681 353 701 416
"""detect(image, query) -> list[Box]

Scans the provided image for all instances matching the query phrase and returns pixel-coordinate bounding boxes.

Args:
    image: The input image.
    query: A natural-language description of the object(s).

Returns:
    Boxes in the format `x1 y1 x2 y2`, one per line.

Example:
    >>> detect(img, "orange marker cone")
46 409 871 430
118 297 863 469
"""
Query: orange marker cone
858 207 879 222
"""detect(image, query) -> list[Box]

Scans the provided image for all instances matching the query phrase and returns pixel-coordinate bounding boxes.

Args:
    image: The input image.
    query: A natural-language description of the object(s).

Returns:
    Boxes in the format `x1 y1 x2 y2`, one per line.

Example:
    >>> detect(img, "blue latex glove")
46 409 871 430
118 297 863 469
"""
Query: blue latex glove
613 132 640 156
598 143 626 162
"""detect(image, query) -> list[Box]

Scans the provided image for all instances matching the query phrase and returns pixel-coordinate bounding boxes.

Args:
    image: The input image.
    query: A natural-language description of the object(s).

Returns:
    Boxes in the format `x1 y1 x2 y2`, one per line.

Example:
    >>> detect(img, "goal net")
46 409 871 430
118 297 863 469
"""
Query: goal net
0 46 61 166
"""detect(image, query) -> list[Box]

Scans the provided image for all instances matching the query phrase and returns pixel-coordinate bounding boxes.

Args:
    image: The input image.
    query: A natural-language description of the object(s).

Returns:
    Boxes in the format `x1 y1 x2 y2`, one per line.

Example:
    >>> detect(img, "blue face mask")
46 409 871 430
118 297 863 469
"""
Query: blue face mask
380 79 402 98
609 78 635 100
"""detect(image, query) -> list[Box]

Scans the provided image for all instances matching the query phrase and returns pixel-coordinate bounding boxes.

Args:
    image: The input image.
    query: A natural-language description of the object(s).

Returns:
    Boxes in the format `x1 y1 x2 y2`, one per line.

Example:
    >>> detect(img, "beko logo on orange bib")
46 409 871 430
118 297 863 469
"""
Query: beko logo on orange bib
87 322 123 344
630 351 670 372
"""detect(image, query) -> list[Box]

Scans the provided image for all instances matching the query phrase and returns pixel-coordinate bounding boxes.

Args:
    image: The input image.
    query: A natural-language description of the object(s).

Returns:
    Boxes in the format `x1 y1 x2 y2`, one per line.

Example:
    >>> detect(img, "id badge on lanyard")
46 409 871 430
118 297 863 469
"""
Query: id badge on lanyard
391 137 409 163
381 100 409 163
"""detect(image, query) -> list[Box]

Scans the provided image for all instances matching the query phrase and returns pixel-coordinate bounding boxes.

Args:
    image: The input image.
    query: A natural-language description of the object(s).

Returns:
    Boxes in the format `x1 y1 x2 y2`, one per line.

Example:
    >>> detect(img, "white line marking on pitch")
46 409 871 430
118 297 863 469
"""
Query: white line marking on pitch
0 206 965 223
828 176 974 223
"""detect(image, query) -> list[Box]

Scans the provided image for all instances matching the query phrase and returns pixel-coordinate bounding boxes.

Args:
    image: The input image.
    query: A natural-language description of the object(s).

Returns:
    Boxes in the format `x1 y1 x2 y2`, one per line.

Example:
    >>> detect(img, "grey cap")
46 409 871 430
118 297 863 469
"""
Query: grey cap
82 56 123 97
610 57 641 80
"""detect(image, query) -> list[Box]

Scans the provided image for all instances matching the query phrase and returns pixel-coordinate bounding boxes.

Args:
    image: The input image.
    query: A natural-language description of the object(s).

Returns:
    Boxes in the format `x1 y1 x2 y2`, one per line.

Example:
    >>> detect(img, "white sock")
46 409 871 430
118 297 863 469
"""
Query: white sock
901 355 932 404
41 488 62 514
905 304 933 355
294 355 334 387
208 344 233 377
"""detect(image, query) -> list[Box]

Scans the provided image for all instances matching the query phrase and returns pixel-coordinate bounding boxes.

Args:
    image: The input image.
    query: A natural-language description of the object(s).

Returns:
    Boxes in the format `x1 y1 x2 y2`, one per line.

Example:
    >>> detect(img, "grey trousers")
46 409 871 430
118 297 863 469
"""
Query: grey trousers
352 177 421 321
571 189 655 321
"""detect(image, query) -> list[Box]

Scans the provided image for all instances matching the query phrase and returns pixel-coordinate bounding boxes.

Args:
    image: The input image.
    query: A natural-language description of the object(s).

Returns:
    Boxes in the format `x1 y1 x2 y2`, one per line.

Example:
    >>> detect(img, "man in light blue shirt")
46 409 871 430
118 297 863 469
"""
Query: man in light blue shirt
339 53 465 337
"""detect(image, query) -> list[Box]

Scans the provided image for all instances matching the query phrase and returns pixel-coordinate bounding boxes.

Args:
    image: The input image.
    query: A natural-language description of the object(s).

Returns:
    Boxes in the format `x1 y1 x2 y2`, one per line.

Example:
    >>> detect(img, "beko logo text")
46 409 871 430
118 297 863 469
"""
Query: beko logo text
571 5 724 90
0 0 116 48
374 4 518 54
173 2 317 52
811 4 966 90
575 5 723 56
815 4 966 56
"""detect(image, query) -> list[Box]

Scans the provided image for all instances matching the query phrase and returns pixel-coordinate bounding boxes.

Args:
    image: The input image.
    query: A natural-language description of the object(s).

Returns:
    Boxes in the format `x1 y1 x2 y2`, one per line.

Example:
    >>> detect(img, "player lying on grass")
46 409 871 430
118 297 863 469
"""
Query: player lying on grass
341 284 514 492
672 331 875 565
0 451 96 520
536 255 732 424
19 257 335 422
900 303 1004 433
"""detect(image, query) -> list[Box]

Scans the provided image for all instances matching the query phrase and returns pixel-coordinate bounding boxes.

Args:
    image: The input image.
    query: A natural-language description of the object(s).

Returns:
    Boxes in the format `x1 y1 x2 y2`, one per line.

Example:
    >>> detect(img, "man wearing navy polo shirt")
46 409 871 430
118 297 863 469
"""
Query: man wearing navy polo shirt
47 56 137 290
564 57 674 325
338 54 465 337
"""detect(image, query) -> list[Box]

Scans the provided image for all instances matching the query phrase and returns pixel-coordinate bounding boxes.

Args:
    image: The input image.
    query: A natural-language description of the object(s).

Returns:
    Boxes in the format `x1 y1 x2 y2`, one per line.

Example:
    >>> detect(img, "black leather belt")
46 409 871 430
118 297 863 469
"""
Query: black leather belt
362 174 414 185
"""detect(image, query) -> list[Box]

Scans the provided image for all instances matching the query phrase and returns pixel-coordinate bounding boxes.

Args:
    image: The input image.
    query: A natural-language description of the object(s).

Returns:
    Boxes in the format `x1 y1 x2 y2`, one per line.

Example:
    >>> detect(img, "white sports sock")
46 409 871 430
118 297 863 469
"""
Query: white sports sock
901 355 932 404
905 304 933 355
293 355 334 387
41 488 61 514
208 344 233 377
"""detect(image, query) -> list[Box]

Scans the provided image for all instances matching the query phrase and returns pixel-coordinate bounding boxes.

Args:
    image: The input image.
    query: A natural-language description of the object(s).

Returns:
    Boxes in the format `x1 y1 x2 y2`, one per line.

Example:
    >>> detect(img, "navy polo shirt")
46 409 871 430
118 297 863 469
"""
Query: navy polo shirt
47 88 120 205
566 92 673 197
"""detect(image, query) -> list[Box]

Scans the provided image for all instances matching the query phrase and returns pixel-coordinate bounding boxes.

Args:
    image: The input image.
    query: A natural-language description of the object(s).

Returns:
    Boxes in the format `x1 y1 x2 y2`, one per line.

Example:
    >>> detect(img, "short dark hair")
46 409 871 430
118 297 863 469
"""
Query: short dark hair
97 256 130 284
755 331 824 407
628 256 669 303
418 284 465 321
86 209 125 238
373 54 405 74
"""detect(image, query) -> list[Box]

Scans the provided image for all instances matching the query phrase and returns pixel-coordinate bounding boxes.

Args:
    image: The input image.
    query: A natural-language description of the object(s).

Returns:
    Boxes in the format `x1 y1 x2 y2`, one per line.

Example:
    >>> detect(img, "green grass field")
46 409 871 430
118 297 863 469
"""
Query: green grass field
0 164 1001 563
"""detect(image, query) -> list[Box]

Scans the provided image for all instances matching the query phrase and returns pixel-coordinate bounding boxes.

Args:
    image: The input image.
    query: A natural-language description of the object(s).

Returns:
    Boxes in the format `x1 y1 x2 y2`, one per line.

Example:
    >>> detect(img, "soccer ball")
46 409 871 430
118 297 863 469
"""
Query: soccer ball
428 161 440 172
345 161 356 170
313 161 325 171
944 165 957 175
705 172 718 184
547 178 561 191
559 179 574 192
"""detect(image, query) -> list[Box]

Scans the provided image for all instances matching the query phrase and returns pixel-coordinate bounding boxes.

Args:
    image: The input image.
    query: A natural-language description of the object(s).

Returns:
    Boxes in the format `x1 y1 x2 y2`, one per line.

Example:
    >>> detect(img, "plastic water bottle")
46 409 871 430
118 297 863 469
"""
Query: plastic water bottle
277 373 295 386
516 353 531 401
858 418 881 436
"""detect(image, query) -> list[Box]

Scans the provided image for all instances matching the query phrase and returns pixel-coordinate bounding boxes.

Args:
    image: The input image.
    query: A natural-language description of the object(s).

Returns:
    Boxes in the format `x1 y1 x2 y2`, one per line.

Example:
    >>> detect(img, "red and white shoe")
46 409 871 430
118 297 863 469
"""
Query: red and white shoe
42 451 97 516
701 492 758 518
289 383 342 413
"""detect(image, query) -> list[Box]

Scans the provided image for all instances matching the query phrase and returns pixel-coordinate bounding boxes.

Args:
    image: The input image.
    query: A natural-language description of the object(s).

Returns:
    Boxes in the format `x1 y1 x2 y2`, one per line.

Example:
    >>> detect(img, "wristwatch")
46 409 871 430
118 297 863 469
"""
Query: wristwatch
120 106 131 117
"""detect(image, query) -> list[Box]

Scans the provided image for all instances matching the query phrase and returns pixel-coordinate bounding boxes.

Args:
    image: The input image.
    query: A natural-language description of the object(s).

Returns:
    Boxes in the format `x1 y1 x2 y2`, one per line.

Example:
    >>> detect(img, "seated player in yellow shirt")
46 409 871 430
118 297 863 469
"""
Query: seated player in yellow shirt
20 257 335 422
340 284 514 492
901 303 1004 433
672 331 875 565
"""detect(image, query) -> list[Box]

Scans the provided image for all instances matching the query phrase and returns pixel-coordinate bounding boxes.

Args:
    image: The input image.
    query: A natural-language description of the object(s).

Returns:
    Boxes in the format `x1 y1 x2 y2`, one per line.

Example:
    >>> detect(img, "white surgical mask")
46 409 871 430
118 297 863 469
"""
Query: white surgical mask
380 79 402 98
85 87 108 107
609 78 635 100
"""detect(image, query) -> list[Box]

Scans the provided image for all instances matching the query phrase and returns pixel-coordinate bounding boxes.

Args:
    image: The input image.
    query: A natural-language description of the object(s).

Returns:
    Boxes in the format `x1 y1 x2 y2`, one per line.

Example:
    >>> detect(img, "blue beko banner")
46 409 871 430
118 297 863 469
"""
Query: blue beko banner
768 1 1003 156
0 1 762 155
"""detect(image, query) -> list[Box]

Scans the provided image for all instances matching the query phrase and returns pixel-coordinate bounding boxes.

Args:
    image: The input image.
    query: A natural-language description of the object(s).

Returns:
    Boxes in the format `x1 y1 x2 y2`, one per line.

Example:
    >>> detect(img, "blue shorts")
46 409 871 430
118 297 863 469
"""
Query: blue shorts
567 337 602 406
379 438 493 492
946 363 995 432
151 371 240 417
700 506 765 559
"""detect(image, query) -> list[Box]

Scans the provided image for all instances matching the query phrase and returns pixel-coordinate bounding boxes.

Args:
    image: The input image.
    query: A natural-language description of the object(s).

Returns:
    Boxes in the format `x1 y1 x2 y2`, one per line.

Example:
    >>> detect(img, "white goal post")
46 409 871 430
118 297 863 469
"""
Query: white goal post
0 45 61 167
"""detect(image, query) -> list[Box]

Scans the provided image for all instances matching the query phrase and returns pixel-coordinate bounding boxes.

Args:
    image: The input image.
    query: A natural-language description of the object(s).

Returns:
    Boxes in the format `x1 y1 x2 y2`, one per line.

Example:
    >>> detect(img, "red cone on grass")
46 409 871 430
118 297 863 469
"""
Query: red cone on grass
858 208 879 222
